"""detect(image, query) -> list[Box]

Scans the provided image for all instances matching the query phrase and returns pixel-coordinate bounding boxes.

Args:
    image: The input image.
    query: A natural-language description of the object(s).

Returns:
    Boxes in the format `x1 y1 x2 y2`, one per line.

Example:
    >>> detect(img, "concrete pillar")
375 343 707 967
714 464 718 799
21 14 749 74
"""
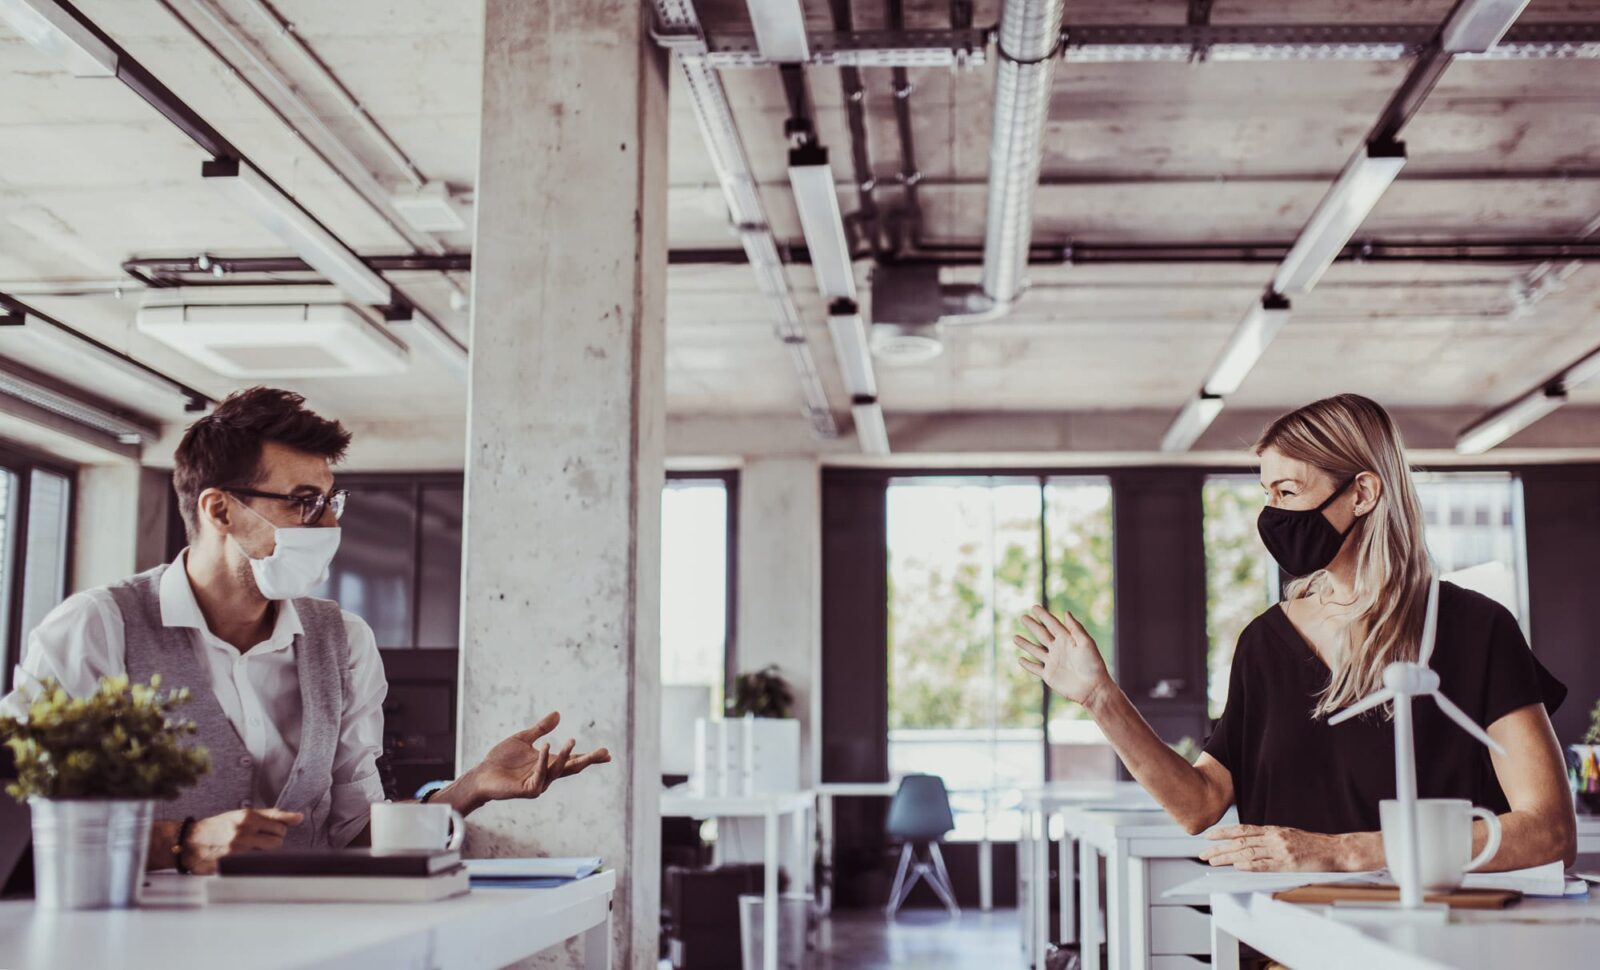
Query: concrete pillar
736 458 823 785
459 3 668 968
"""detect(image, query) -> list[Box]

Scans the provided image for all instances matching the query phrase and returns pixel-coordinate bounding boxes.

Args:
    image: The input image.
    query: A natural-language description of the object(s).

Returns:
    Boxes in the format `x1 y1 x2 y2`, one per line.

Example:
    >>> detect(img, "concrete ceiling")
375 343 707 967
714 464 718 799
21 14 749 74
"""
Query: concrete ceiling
2 0 1599 460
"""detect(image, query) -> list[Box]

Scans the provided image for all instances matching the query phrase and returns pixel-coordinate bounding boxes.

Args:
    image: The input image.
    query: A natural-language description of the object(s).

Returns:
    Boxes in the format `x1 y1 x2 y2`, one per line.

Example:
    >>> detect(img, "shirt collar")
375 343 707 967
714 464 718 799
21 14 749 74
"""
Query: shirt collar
161 550 303 651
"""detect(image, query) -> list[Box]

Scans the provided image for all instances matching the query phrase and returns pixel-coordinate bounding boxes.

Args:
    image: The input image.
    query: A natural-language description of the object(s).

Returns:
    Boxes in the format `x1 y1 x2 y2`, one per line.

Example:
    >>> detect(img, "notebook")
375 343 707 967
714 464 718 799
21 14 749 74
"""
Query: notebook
207 866 470 904
219 849 461 878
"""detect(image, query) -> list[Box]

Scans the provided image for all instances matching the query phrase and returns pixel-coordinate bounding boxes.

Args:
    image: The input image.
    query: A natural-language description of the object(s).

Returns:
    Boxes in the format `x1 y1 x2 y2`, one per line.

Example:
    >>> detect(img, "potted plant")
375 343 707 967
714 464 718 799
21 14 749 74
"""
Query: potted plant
1 675 210 909
727 664 796 719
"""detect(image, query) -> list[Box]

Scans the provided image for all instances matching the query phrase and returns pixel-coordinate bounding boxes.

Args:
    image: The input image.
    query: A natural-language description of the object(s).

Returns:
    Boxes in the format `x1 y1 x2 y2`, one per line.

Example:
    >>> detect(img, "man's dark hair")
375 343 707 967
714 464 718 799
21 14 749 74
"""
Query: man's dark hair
173 387 351 537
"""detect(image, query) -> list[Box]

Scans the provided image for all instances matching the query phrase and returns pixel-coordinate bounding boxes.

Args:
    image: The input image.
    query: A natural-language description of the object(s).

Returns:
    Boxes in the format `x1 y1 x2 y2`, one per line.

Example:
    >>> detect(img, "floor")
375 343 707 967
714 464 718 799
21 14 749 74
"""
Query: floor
809 907 1023 970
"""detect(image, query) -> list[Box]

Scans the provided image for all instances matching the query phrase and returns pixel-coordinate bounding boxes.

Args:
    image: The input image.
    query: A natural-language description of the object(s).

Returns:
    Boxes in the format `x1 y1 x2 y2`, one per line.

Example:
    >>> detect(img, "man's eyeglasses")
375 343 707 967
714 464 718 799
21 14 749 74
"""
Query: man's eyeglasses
222 487 349 526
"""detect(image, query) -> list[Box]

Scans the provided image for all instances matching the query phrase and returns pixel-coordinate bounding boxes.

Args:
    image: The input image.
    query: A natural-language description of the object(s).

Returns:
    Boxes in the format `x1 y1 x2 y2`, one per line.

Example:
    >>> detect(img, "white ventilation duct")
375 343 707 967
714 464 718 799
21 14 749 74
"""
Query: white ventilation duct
942 0 1064 323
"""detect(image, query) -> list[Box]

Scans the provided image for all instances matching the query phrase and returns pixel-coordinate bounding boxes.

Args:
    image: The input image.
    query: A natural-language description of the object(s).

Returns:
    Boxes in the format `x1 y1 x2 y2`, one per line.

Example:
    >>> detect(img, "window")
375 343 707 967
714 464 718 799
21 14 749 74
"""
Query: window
306 476 464 648
1415 472 1527 623
886 476 1115 841
1043 477 1118 780
1202 476 1279 719
659 473 736 780
1 451 74 687
660 474 734 718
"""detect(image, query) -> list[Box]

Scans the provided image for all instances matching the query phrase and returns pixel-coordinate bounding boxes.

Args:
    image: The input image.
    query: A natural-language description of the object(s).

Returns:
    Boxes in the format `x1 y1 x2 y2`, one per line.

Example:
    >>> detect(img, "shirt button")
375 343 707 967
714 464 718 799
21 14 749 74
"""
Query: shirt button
240 799 253 809
239 755 252 768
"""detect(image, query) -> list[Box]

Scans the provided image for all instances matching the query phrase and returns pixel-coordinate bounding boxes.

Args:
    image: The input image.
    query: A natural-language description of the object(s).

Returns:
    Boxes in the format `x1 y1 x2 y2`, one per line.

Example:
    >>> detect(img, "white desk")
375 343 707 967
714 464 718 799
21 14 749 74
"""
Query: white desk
1018 782 1154 969
1210 886 1600 970
660 787 813 970
0 870 615 970
1061 805 1235 970
814 781 899 916
1579 813 1600 852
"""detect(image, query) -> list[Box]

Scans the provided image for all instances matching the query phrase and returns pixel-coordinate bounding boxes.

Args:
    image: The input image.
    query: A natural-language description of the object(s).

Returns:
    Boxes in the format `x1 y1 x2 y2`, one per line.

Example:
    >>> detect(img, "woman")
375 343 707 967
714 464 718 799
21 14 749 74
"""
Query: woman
1016 394 1576 872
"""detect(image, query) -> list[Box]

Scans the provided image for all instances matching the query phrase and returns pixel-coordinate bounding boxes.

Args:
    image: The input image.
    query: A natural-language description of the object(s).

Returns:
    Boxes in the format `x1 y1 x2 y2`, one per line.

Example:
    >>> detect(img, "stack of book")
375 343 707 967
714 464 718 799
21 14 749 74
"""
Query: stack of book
209 849 468 903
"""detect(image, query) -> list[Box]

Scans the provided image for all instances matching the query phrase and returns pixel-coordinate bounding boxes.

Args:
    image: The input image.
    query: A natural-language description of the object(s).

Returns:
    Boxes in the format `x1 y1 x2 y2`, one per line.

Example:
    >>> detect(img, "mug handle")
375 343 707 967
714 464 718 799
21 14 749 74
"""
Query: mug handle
445 807 466 851
1464 807 1501 872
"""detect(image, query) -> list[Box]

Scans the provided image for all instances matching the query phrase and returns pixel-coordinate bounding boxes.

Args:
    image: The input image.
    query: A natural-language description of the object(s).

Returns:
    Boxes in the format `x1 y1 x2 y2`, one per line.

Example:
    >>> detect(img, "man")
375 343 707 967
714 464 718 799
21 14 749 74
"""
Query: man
1 387 608 873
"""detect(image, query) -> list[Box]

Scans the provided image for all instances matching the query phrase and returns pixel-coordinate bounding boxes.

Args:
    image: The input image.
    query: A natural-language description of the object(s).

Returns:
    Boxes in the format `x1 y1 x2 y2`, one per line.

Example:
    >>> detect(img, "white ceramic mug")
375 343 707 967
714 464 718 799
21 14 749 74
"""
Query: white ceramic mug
1379 798 1501 891
369 801 465 853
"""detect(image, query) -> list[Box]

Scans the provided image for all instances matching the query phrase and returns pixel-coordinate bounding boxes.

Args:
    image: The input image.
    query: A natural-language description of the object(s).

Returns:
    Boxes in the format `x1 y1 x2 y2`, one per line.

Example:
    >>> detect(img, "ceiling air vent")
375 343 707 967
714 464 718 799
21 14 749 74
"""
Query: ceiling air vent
135 301 408 378
869 263 945 365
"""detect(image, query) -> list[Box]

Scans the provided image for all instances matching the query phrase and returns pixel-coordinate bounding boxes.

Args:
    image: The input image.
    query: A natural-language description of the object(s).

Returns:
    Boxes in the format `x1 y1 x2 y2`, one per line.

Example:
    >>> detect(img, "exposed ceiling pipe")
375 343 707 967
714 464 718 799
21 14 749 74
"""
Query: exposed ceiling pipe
964 0 1064 320
121 235 1600 283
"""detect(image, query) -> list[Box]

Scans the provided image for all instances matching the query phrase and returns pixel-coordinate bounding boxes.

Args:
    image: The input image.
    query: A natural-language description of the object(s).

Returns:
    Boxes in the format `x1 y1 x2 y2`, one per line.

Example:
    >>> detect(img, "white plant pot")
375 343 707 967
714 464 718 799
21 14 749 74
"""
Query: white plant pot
28 797 154 910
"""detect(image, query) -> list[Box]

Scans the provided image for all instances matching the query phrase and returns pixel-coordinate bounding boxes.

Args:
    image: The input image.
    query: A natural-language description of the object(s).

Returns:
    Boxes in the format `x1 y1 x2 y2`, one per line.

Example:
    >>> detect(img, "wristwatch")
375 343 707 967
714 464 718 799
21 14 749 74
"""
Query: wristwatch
174 816 197 875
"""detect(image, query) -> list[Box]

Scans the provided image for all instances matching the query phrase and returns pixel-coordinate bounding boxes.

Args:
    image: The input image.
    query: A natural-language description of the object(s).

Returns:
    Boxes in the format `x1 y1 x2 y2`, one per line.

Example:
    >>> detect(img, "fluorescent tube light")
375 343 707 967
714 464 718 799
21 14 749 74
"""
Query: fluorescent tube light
826 298 878 399
788 145 857 301
0 0 117 76
1161 394 1225 453
0 367 156 445
0 310 196 403
1272 141 1406 296
851 397 890 455
1561 343 1600 389
745 0 810 63
202 158 393 306
1455 386 1565 454
1440 0 1530 53
1204 293 1292 396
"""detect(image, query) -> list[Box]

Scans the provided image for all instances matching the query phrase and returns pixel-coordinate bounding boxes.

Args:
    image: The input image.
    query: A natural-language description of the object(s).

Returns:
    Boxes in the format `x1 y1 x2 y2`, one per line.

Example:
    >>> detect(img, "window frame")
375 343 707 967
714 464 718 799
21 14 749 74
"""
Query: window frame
0 440 78 685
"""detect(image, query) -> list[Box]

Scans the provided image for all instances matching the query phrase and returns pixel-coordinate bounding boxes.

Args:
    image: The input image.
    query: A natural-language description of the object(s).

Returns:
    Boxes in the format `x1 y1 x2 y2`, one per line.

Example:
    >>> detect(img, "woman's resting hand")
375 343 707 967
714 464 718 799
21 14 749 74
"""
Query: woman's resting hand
1200 824 1380 872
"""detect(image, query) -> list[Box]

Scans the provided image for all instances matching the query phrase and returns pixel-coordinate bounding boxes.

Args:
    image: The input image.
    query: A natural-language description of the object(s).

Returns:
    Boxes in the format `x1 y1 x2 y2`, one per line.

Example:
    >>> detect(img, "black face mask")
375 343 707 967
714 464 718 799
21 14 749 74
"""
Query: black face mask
1257 476 1359 578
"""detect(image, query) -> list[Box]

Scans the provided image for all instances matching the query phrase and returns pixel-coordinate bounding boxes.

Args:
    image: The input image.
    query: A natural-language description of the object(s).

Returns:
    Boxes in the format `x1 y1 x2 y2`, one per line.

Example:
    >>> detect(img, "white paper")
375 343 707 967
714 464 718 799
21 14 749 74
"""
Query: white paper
464 857 602 879
1460 860 1567 896
1162 869 1379 898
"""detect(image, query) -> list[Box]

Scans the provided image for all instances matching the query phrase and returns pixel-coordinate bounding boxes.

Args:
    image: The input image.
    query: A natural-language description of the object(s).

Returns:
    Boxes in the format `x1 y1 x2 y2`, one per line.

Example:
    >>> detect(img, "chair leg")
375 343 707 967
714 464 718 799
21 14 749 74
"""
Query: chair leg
926 842 962 916
884 843 915 919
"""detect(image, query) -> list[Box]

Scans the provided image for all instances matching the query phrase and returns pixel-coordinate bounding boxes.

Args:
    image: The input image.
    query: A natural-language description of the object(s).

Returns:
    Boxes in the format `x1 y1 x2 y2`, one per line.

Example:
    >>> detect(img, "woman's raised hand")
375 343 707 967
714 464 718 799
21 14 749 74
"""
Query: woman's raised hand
1015 605 1114 709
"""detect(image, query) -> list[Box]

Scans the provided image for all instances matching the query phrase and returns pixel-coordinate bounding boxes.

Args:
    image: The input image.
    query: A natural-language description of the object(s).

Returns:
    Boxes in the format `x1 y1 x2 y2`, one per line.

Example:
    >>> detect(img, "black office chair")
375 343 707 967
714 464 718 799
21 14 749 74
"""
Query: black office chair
883 773 960 918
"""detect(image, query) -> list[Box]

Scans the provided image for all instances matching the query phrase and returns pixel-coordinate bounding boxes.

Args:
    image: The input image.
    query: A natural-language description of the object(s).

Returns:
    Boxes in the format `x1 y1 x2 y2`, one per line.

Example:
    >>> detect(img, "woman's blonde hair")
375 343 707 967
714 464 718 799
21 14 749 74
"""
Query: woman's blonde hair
1255 394 1433 718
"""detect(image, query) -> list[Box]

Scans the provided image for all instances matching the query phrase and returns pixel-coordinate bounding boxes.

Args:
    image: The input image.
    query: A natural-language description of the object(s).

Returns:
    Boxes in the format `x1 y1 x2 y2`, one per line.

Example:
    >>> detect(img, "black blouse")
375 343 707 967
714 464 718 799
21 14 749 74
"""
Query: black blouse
1202 582 1567 835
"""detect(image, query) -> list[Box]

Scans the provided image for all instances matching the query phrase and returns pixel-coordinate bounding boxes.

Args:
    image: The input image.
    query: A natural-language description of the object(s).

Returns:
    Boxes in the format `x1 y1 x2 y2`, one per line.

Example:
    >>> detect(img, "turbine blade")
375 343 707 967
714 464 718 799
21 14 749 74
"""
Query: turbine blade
1328 689 1394 725
1430 691 1508 757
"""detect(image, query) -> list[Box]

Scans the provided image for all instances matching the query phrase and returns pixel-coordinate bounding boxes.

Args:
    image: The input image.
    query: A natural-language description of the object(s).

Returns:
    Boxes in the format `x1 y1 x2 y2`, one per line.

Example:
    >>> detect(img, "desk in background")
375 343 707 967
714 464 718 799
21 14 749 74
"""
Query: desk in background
1061 805 1231 970
0 870 615 970
660 787 813 970
1019 781 1155 969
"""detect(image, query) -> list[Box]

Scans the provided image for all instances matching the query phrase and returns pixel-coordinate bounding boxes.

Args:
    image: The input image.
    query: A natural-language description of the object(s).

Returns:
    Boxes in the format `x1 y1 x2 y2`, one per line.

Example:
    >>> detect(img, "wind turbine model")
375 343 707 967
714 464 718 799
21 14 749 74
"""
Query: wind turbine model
1327 573 1507 912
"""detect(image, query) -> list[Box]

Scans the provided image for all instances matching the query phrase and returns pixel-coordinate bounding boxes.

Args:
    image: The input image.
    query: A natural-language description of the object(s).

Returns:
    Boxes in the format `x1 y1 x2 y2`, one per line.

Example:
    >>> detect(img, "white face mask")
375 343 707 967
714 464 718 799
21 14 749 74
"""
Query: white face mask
230 498 342 601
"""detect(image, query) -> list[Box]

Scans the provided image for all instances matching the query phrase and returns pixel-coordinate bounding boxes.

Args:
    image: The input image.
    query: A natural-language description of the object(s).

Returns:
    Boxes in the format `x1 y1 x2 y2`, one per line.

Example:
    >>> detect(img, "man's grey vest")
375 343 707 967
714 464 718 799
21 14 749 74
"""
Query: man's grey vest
110 564 352 849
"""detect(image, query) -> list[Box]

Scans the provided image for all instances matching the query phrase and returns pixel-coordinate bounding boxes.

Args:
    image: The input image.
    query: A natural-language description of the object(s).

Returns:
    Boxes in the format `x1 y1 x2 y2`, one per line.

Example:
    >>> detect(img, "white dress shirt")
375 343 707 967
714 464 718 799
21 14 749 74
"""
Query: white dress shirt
1 552 388 847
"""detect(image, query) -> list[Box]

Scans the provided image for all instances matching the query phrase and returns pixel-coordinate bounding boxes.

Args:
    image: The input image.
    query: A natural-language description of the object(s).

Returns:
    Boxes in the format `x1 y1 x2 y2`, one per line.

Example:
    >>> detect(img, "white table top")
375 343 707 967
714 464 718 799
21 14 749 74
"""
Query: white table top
1020 780 1154 809
1212 885 1600 970
0 870 616 970
815 782 901 797
659 787 814 818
